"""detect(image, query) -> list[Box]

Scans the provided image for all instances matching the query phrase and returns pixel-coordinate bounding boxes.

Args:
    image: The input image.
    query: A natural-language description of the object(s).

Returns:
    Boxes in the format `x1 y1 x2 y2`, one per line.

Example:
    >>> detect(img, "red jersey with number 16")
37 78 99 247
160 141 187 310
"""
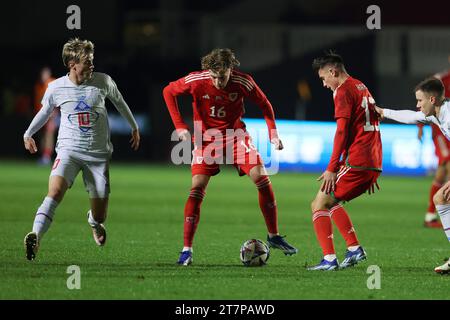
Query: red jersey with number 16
163 70 278 141
333 77 382 171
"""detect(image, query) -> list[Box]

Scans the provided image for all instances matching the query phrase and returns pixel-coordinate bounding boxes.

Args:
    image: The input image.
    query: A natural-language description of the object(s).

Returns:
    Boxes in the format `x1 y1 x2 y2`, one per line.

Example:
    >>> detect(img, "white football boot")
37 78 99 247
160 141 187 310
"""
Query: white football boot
434 257 450 274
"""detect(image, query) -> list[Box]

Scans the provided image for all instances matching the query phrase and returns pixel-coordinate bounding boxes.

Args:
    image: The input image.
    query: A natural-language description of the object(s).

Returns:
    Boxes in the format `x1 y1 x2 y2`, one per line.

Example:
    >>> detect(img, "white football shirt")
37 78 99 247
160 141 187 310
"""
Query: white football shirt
24 72 138 161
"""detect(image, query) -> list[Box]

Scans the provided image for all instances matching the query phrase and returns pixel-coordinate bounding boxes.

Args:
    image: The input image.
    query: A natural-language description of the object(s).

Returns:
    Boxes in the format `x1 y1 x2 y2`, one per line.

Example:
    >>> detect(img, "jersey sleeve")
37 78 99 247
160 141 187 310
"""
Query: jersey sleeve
383 108 428 124
246 76 278 140
106 75 138 131
327 117 350 172
162 76 192 130
24 86 56 138
333 87 353 119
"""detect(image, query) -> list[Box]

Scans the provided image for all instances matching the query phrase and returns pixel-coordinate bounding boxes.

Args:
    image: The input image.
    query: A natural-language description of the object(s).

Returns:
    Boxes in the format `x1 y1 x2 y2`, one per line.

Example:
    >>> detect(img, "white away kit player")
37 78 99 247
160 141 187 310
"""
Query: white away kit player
23 38 140 260
375 77 450 274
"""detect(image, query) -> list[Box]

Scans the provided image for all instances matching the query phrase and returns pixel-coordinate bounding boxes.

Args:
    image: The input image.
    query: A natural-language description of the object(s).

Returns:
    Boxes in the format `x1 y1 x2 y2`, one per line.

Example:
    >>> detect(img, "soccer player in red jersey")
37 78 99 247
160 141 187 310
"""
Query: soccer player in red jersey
163 48 297 265
308 52 382 271
435 55 450 98
33 66 57 165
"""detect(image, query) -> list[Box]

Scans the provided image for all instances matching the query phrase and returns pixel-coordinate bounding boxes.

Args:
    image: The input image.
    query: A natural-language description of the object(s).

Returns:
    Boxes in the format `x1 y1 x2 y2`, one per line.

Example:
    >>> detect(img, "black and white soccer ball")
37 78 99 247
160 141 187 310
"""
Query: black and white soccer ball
240 239 270 267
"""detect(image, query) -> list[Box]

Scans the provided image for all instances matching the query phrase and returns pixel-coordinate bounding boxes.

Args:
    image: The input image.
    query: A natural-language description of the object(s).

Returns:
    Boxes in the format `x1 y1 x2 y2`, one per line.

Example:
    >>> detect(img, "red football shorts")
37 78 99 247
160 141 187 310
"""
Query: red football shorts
433 134 450 165
191 134 263 177
333 165 381 202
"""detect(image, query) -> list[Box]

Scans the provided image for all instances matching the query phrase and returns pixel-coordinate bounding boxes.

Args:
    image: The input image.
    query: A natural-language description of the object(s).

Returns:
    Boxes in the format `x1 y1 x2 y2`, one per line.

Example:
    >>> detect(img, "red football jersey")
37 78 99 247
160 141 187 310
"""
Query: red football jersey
436 69 450 98
418 122 446 140
163 69 277 141
425 69 450 144
332 77 382 171
431 123 445 139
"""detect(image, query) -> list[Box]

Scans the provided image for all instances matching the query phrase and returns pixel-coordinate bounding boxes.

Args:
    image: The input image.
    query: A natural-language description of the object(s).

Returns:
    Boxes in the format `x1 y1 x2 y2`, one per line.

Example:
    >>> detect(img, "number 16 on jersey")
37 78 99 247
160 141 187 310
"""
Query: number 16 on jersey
361 96 379 132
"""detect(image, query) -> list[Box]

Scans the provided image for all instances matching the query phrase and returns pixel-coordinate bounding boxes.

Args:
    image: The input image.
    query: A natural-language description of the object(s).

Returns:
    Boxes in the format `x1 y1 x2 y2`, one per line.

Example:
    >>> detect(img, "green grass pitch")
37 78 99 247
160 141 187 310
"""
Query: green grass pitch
0 160 449 299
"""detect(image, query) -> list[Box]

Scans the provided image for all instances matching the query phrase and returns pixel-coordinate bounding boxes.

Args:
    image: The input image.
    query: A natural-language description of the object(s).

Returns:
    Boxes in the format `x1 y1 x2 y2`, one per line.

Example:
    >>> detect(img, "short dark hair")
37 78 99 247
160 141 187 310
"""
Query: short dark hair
201 48 240 72
312 51 346 73
415 77 444 98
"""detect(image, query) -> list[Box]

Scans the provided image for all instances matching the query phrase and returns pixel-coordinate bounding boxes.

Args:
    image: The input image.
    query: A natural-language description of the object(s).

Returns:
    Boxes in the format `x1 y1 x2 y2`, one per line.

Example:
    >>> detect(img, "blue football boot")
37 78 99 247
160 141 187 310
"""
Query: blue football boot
267 235 298 256
307 258 339 271
177 250 193 266
340 247 367 269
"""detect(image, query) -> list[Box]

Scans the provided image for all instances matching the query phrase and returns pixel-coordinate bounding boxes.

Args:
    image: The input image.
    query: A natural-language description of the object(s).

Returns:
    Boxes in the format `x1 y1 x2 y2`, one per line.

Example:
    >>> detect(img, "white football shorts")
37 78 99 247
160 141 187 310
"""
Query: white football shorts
50 152 110 198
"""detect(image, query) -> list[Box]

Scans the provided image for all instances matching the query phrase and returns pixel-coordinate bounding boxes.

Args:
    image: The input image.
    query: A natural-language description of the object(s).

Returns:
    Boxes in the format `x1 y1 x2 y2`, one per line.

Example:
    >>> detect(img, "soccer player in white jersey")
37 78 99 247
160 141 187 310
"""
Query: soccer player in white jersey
23 38 140 260
375 77 450 274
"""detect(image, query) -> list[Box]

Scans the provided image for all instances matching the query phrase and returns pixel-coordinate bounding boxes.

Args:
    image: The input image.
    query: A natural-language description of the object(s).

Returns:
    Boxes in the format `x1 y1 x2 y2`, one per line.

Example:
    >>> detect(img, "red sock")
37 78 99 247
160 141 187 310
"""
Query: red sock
43 147 53 158
428 181 442 213
256 176 278 234
312 210 335 255
183 187 205 247
330 204 359 247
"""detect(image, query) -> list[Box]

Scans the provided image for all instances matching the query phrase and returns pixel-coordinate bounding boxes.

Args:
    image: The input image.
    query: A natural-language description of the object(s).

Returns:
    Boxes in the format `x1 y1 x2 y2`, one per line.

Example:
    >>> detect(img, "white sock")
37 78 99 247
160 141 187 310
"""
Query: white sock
32 196 59 239
348 245 360 252
182 247 193 252
87 210 100 228
425 212 438 222
324 254 336 262
436 205 450 242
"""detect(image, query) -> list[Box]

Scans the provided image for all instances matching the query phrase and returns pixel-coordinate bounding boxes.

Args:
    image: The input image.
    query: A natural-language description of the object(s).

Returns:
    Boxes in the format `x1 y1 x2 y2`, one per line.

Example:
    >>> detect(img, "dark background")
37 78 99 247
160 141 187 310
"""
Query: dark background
2 0 450 161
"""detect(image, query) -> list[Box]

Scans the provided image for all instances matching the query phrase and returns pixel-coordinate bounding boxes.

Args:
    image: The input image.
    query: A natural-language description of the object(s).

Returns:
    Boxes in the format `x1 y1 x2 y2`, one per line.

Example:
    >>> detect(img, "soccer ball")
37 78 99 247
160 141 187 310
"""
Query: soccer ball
240 239 270 267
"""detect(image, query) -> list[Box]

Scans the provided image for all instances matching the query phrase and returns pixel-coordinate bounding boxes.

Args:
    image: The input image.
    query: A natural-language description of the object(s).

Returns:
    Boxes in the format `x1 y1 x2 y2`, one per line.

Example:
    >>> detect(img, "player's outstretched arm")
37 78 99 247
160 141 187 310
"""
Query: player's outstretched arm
376 106 427 124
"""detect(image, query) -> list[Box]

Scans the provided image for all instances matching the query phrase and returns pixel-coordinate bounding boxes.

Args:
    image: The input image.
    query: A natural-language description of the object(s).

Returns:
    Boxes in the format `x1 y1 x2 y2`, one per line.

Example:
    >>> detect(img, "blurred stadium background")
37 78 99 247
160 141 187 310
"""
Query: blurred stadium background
3 0 450 302
1 0 450 176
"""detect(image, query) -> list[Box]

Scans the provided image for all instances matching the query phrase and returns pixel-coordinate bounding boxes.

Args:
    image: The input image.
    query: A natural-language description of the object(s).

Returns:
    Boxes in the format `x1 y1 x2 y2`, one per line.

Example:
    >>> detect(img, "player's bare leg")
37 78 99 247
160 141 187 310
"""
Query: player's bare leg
178 174 210 265
432 185 450 273
249 165 297 255
88 198 108 246
25 175 68 260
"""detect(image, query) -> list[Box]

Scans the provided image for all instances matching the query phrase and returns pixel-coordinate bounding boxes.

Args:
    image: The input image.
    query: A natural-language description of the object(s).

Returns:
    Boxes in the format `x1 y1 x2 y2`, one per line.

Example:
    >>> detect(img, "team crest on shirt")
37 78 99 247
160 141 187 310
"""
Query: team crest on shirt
68 111 100 133
229 93 238 101
69 100 99 133
196 156 204 164
74 100 91 111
